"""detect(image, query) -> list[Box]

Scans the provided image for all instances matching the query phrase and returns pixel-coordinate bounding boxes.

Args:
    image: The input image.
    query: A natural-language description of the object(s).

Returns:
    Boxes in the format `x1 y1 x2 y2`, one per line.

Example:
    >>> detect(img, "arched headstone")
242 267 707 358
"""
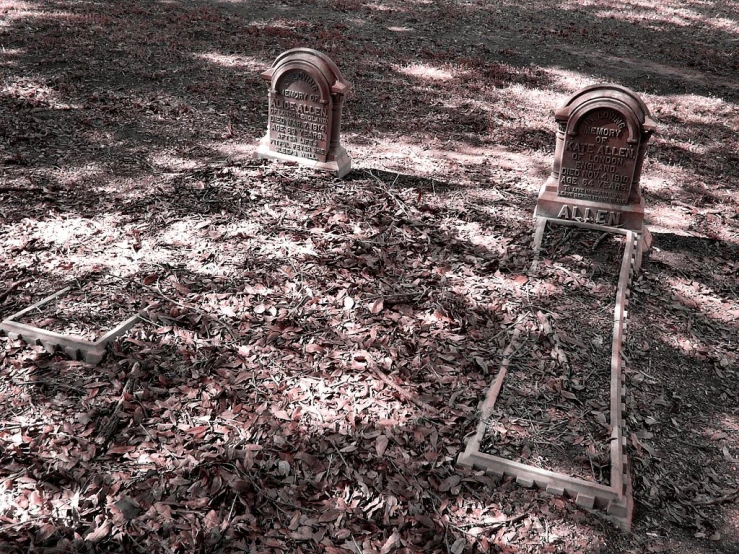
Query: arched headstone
535 84 656 231
256 48 352 178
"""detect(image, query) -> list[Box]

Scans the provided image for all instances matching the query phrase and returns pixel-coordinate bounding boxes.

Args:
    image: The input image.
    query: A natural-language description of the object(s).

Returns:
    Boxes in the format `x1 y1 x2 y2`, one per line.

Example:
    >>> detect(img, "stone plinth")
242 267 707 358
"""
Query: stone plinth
256 48 352 178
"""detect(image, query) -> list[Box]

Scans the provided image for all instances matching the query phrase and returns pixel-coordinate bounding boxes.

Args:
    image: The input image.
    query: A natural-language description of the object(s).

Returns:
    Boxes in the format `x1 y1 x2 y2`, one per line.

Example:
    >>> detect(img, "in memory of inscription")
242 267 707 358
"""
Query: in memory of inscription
557 108 638 205
256 48 352 178
269 69 330 162
534 84 656 233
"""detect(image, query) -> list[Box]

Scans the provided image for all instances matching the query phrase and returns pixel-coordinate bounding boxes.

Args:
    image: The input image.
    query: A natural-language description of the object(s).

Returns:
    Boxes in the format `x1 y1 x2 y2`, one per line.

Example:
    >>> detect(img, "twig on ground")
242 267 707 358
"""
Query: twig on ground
329 439 353 474
0 186 44 193
15 380 85 393
370 366 439 415
145 281 239 341
592 232 610 251
0 278 33 304
693 489 739 506
366 170 410 217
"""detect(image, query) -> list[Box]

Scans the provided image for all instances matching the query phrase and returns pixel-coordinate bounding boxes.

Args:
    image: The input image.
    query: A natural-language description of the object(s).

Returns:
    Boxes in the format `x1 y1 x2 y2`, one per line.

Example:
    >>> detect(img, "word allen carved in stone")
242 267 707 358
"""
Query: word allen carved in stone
256 48 352 178
535 84 656 232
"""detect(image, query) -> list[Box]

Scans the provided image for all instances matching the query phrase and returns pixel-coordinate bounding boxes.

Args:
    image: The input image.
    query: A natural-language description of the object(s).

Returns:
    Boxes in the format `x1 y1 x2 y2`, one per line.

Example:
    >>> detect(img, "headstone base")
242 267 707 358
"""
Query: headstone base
534 179 644 232
255 136 351 178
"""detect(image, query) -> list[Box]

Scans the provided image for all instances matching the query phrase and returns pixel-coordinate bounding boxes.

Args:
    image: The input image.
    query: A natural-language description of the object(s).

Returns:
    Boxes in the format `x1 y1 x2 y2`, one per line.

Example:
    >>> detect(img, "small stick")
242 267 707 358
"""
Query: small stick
146 281 239 341
0 186 44 193
366 170 410 217
693 489 739 506
329 439 352 473
0 278 33 304
370 366 439 415
14 380 85 393
592 232 610 251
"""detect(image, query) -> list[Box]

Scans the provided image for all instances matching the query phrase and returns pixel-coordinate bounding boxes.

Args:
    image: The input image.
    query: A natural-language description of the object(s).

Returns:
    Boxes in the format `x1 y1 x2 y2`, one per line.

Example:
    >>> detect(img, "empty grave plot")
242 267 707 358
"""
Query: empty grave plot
480 228 626 486
17 283 135 342
1 277 142 363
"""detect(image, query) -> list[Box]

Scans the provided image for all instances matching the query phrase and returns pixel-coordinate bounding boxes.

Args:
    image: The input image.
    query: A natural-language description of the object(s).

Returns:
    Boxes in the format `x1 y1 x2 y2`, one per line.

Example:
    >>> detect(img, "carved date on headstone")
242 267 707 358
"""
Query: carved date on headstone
256 48 351 178
558 107 638 205
535 84 656 232
269 70 330 162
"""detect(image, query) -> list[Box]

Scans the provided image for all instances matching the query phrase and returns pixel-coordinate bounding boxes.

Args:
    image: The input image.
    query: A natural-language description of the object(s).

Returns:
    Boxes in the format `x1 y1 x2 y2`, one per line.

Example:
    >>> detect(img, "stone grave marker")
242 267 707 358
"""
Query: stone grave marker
535 84 656 232
532 84 656 271
256 48 352 177
459 85 657 530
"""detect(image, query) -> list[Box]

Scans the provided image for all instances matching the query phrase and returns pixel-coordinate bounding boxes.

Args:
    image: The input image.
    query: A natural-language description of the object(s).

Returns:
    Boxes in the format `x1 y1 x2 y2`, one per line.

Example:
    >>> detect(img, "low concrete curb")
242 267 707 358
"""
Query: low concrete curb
459 230 642 531
1 287 141 365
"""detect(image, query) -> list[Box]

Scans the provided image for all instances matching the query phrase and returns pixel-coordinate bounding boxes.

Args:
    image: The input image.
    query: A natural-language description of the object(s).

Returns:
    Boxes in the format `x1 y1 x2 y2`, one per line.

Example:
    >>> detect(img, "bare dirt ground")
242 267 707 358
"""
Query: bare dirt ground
0 0 737 552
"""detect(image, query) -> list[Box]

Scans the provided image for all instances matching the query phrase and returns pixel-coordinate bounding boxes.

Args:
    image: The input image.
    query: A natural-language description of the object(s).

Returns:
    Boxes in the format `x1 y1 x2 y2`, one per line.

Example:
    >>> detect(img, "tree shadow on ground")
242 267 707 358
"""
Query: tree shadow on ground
2 0 737 197
0 0 738 552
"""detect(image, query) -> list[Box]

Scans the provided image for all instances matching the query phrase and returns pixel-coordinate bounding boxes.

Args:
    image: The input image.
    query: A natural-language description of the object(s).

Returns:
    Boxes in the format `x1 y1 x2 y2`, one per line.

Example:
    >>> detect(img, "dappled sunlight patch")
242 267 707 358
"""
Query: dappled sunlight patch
0 0 34 8
347 138 447 177
192 51 265 71
0 48 23 65
661 273 739 324
364 1 407 12
0 211 169 284
655 327 708 359
246 17 310 37
647 198 698 234
29 216 100 247
150 152 205 171
454 221 508 252
494 85 561 133
206 141 257 162
396 63 455 82
546 67 602 94
651 94 738 126
592 7 695 28
346 133 548 189
152 216 327 278
0 2 73 24
590 4 739 35
157 219 220 250
1 77 81 110
639 172 677 202
256 231 319 260
720 415 739 434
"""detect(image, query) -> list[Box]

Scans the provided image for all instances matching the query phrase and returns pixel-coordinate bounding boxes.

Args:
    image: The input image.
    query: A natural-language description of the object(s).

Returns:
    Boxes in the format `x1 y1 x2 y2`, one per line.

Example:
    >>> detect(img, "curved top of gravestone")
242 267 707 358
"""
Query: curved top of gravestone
555 84 656 140
261 48 351 102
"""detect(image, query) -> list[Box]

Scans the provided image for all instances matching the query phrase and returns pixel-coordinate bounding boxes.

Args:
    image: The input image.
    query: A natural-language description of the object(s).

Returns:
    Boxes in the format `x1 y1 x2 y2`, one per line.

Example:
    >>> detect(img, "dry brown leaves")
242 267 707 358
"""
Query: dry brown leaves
0 0 737 553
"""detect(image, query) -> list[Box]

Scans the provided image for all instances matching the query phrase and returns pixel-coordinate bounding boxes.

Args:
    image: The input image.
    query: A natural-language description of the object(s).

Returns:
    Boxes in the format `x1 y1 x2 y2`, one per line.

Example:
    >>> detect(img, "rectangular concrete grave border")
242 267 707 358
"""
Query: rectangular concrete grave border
529 215 649 275
458 230 640 531
0 287 141 365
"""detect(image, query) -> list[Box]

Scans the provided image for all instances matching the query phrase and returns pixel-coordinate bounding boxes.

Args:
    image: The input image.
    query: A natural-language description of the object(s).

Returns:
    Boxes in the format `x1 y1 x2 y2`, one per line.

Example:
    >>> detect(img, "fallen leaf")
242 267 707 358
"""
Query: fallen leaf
376 435 389 457
438 475 461 492
85 520 112 543
380 530 401 554
114 496 142 520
